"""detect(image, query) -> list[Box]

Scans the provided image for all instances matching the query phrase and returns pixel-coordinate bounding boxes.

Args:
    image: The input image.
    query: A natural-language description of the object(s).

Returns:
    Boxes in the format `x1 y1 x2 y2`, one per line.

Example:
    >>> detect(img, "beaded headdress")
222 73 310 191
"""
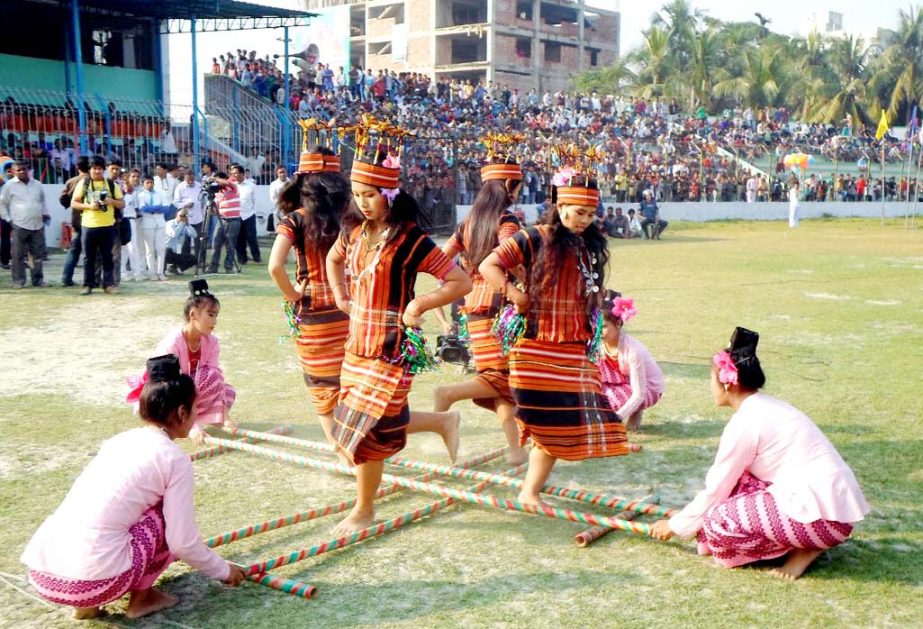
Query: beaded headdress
551 143 604 208
480 132 524 182
341 114 412 189
296 118 341 174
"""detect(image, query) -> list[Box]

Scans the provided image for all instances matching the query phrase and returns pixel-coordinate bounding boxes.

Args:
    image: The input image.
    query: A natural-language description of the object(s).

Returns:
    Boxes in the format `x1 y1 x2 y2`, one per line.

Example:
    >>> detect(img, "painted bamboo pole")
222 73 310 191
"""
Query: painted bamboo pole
245 464 528 576
574 494 659 548
190 425 292 462
204 446 508 548
224 428 669 517
385 456 675 518
246 572 316 599
203 437 656 537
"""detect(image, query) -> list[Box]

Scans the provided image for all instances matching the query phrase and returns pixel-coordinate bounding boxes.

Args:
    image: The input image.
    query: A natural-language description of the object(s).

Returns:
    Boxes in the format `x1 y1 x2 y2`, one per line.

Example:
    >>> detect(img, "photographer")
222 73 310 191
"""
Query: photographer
205 173 240 274
164 209 198 274
172 170 203 263
70 156 124 295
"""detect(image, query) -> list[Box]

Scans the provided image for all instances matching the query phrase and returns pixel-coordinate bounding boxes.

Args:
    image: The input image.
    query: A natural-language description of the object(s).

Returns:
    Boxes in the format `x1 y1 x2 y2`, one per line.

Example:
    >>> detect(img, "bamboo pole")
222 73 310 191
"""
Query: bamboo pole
189 425 292 462
244 464 528 576
223 428 671 517
203 437 657 537
574 494 660 548
204 446 508 548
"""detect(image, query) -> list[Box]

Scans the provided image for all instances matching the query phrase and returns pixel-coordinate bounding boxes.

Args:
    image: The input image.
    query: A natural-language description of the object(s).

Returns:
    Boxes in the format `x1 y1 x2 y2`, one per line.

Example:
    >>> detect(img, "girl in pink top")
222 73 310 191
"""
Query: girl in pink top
598 292 664 431
129 280 237 444
651 327 870 580
22 355 246 620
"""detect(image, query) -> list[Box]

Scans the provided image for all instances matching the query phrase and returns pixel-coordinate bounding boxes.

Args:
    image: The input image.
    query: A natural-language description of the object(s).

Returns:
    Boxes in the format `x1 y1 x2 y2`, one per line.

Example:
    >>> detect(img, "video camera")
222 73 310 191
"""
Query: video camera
435 335 470 368
202 177 225 196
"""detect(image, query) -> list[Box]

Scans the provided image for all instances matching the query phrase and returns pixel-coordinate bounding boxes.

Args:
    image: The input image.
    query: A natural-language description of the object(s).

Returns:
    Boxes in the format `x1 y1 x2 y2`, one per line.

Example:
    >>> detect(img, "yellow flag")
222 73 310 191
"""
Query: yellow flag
875 110 890 140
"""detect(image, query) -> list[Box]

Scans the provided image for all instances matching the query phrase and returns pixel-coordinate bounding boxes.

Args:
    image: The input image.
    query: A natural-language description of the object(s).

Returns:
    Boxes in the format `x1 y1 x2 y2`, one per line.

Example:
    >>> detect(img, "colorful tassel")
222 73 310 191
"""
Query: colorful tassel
281 301 302 341
587 307 603 363
457 313 470 343
492 304 526 357
399 327 441 374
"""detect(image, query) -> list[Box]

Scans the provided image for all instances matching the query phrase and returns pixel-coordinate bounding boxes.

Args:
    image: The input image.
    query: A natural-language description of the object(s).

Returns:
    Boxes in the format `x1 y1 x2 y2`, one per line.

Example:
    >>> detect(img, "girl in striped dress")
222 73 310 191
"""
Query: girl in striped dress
479 172 629 506
651 328 869 580
326 138 472 534
268 147 350 458
433 158 529 465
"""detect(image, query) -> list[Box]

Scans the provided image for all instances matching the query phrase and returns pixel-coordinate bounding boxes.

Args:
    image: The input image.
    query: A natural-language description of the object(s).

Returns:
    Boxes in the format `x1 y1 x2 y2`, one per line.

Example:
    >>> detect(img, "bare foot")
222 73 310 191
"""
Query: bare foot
332 506 375 536
626 411 643 432
516 490 551 510
441 410 460 464
433 386 452 413
125 588 178 619
222 417 238 432
505 446 529 466
770 549 824 581
73 607 102 620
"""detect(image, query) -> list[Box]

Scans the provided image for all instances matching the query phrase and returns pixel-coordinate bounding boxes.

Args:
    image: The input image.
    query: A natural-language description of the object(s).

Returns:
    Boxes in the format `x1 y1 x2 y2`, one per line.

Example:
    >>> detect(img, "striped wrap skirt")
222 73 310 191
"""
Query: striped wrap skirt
294 307 350 415
509 338 628 461
28 505 173 608
467 313 514 411
600 368 663 415
332 352 412 465
698 471 855 568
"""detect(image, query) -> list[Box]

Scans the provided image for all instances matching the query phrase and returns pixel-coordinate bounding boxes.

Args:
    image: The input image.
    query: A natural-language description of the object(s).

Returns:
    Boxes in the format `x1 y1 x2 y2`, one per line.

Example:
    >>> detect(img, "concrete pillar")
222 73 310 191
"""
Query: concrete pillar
577 0 585 74
486 0 494 86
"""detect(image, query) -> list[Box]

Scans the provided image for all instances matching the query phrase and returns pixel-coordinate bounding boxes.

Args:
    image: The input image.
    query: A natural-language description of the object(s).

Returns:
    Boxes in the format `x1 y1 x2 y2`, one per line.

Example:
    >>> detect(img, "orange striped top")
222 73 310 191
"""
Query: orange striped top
334 222 455 358
445 212 521 315
275 209 338 314
493 224 595 343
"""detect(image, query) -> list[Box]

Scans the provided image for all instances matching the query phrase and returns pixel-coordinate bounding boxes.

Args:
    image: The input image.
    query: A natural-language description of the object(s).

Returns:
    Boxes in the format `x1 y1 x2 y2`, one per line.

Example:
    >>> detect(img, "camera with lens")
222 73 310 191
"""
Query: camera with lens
435 335 470 367
203 177 224 195
96 189 108 209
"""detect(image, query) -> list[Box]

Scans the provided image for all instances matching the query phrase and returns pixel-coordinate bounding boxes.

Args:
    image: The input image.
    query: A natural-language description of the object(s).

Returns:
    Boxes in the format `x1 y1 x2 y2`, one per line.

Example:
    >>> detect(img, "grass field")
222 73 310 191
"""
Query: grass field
0 219 921 628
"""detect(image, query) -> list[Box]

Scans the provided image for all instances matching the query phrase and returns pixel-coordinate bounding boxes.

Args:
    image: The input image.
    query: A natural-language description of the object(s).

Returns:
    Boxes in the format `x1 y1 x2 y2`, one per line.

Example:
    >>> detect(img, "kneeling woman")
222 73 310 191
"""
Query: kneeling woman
22 355 245 620
651 328 870 580
479 172 629 506
326 139 471 534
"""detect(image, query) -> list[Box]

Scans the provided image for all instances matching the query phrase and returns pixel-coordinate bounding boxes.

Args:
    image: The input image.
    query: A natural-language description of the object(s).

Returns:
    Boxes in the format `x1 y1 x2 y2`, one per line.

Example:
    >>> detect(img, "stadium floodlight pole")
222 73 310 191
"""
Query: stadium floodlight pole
70 0 88 156
275 28 293 169
191 15 201 178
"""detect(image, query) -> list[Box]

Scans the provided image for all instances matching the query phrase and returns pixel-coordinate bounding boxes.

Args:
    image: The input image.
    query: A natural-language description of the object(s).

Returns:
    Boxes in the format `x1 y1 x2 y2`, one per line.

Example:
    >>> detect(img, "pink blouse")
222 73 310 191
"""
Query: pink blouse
154 328 230 425
21 427 229 581
599 332 664 418
668 393 870 537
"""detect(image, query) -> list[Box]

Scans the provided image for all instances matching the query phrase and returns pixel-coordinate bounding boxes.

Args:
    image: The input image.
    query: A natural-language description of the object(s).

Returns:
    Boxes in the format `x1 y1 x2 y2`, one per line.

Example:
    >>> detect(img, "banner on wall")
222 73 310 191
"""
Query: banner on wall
291 5 351 73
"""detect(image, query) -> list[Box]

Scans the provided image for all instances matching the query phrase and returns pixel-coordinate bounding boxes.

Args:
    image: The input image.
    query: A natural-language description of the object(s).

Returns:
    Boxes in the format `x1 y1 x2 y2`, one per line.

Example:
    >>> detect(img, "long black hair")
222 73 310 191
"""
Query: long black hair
279 169 350 251
463 177 519 272
341 185 428 242
529 175 608 318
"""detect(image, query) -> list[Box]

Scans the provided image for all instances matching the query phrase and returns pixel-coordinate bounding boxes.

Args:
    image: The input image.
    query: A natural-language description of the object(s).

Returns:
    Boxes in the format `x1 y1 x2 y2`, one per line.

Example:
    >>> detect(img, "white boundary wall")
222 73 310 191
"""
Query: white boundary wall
31 184 922 247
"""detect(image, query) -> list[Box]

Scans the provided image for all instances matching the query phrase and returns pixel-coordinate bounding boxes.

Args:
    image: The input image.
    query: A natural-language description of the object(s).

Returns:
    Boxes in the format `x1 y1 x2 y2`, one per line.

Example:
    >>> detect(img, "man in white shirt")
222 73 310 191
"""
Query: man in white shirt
746 174 759 203
268 165 289 232
120 169 144 281
231 164 261 264
153 163 177 201
173 170 204 263
0 162 49 288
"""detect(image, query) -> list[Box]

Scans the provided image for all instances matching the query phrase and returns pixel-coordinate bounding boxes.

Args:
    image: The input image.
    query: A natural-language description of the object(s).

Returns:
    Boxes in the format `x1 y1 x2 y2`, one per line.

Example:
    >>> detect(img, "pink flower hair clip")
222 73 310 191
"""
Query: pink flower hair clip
381 188 400 205
611 297 637 323
382 154 401 169
552 166 577 187
713 350 739 386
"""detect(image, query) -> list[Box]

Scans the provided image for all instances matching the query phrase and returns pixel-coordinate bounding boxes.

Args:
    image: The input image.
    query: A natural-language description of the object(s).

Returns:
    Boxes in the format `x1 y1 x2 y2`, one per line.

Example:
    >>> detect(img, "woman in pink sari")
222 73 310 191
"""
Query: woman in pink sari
651 327 870 580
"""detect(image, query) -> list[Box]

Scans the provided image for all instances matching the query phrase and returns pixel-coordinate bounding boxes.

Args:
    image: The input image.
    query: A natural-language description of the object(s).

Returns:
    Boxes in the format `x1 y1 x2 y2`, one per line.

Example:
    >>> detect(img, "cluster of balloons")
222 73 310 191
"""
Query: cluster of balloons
0 156 13 183
782 152 815 172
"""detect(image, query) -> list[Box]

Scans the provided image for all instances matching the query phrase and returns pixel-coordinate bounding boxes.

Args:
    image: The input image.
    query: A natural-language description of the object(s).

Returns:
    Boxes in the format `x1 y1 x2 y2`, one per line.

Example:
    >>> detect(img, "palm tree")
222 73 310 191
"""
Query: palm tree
812 35 872 124
574 57 635 95
630 27 674 99
651 0 704 73
869 7 923 122
712 45 785 108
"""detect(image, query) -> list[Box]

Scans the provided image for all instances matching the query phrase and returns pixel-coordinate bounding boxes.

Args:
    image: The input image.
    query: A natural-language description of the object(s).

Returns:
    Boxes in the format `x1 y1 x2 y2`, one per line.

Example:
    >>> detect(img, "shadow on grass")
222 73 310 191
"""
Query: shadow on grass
634 419 726 439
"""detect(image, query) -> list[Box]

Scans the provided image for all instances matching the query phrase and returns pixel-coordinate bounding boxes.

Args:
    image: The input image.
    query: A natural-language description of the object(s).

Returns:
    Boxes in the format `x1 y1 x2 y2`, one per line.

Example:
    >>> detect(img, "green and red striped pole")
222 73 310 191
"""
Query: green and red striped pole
244 464 528 576
246 571 316 599
204 446 509 548
203 438 656 537
574 495 659 547
190 425 292 462
220 428 672 518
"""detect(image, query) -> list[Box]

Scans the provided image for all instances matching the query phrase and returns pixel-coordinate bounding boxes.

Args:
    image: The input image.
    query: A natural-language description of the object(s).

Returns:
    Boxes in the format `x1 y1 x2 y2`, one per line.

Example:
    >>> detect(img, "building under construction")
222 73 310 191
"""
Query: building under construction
302 0 619 93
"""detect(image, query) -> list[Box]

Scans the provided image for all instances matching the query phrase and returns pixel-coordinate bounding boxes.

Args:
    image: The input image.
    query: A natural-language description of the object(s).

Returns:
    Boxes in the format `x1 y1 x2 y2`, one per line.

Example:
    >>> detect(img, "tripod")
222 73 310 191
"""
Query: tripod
195 189 241 275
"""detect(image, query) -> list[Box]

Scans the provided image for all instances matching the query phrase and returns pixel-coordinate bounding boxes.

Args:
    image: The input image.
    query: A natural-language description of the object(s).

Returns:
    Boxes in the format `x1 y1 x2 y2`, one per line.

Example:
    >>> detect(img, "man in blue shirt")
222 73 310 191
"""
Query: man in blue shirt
639 189 668 239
